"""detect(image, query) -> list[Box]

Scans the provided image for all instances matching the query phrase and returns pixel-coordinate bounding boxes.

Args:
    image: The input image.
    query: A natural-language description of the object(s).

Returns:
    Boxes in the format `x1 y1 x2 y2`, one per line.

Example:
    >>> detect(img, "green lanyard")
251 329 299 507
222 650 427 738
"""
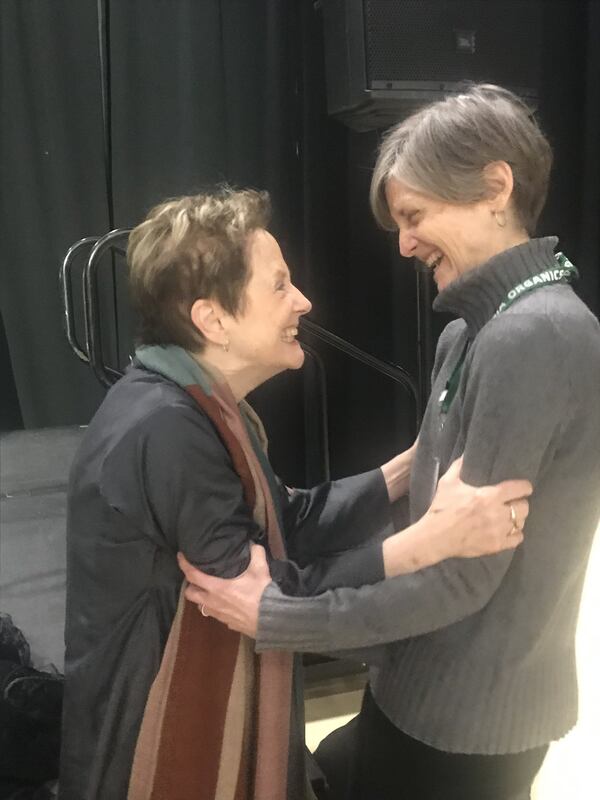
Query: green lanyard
438 252 578 416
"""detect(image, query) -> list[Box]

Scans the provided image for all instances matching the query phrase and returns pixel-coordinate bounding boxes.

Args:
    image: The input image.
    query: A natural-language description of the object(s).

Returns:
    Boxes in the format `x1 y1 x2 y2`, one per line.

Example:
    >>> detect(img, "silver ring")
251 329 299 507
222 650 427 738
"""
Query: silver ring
200 604 209 617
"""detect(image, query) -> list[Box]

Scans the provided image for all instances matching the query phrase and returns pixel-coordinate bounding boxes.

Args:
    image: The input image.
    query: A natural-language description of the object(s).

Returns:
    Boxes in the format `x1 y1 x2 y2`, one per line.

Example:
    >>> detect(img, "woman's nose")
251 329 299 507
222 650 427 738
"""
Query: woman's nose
398 229 418 258
294 286 312 315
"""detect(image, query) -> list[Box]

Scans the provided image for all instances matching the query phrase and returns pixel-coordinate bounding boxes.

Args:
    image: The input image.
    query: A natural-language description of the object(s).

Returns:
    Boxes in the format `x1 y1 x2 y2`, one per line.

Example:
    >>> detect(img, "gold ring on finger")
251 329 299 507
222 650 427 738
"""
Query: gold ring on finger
508 503 521 537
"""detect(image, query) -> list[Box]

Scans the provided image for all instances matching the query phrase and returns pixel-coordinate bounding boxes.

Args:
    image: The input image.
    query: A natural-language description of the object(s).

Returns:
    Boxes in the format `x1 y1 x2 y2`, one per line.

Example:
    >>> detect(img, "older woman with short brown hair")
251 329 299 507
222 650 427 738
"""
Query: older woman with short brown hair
181 87 600 800
60 186 531 800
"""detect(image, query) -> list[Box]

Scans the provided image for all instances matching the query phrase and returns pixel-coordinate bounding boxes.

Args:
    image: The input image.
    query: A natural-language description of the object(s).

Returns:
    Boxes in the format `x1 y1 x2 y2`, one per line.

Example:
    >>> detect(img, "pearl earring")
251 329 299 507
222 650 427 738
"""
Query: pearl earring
223 339 230 353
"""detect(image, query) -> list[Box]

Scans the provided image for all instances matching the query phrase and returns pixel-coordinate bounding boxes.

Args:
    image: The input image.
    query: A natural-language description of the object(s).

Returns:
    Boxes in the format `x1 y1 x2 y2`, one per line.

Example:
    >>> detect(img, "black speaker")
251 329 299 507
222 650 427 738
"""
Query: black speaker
322 0 543 131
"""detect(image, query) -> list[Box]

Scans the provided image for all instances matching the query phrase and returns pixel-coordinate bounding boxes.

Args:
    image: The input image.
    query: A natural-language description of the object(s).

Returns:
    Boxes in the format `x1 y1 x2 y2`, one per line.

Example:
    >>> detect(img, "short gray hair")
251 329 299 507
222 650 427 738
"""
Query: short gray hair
370 84 553 236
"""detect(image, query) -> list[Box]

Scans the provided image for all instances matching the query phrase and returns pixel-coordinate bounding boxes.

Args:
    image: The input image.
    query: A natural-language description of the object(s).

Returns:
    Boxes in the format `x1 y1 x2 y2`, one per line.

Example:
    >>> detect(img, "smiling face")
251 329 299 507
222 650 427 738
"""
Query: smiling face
384 177 525 291
219 229 312 389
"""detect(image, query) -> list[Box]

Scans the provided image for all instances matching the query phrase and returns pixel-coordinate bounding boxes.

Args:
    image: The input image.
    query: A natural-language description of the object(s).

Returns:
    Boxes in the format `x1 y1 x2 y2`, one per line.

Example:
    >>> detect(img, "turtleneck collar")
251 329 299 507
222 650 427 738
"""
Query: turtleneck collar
433 236 559 336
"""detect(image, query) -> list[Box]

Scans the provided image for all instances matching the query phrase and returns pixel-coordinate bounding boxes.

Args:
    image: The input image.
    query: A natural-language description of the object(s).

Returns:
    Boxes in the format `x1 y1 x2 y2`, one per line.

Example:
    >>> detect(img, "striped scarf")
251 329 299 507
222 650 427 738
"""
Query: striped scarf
127 345 294 800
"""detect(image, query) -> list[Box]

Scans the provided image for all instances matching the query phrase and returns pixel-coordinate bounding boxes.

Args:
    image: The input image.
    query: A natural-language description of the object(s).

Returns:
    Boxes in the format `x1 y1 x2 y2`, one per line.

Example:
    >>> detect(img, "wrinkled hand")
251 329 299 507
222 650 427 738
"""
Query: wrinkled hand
430 457 532 558
177 543 272 638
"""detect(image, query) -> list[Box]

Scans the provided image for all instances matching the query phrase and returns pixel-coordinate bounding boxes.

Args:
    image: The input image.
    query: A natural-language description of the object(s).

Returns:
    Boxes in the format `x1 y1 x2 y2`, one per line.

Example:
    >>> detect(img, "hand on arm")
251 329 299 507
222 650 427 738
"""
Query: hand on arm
178 461 530 637
179 545 270 637
244 317 566 655
381 456 530 578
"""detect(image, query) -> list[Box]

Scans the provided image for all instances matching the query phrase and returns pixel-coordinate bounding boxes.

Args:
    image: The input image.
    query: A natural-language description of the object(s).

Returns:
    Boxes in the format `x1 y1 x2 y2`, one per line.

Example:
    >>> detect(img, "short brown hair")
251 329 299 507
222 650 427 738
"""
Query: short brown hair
128 187 271 350
370 84 553 236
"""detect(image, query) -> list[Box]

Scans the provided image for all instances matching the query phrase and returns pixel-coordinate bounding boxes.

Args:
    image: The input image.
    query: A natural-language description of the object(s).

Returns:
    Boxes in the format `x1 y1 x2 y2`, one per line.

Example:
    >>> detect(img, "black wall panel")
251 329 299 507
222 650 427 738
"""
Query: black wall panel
1 0 597 489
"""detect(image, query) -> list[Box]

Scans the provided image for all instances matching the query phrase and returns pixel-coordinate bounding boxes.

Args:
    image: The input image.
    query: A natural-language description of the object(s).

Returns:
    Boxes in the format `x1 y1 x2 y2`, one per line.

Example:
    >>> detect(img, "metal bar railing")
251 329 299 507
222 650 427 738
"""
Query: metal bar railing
59 236 100 363
298 342 330 483
83 228 129 387
300 317 421 429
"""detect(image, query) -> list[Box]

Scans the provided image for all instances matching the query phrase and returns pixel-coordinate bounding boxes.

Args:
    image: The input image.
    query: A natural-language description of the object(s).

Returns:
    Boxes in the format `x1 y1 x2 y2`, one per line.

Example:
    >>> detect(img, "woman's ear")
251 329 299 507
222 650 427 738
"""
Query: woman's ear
484 161 514 211
190 298 229 348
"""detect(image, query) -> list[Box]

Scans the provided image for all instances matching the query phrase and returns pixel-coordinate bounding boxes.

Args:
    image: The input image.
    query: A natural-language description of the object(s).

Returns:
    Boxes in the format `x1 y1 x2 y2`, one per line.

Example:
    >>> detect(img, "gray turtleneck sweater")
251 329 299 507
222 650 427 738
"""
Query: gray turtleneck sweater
257 237 600 754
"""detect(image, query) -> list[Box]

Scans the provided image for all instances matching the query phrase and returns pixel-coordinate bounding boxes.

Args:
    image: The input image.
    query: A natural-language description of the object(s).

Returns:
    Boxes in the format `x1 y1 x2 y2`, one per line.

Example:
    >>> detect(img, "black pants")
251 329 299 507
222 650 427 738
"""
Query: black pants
314 686 548 800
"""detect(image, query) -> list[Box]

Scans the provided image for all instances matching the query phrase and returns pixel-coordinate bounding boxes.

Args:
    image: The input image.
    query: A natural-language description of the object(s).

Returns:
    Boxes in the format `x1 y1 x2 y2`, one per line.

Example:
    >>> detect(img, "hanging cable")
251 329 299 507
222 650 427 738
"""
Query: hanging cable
96 0 120 368
97 0 114 229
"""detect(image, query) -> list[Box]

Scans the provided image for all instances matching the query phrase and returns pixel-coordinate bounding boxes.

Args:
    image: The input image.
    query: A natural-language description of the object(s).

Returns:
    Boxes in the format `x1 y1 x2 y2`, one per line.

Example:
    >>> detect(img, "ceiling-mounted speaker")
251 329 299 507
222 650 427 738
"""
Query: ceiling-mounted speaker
322 0 543 131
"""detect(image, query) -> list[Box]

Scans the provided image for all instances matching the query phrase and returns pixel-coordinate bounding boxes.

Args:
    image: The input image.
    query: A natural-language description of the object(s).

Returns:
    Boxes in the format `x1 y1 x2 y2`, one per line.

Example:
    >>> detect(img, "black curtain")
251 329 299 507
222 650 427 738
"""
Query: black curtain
290 2 420 478
108 1 302 239
1 0 108 428
292 0 600 476
0 0 416 484
100 1 315 485
578 0 600 314
537 0 599 317
2 0 598 480
1 0 305 431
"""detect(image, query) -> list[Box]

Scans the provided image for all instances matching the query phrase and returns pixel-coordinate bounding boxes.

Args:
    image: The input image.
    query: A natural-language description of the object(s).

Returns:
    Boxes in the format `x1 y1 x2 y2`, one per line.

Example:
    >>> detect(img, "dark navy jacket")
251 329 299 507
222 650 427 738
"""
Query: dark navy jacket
59 366 391 799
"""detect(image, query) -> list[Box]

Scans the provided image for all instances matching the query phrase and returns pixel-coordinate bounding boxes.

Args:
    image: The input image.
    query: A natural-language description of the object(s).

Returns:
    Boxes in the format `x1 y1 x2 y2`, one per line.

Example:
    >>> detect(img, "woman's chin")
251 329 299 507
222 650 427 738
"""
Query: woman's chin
263 343 305 378
284 341 305 370
288 350 305 371
433 267 457 291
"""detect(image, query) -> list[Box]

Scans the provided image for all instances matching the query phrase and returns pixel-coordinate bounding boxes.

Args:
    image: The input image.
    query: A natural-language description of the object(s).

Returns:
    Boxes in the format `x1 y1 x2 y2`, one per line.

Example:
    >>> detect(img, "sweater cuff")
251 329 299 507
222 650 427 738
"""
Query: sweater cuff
256 582 332 653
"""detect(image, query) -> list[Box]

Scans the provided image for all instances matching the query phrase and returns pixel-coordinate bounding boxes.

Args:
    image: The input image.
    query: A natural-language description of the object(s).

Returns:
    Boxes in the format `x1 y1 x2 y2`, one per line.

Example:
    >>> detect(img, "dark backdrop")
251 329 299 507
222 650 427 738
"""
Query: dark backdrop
2 0 599 483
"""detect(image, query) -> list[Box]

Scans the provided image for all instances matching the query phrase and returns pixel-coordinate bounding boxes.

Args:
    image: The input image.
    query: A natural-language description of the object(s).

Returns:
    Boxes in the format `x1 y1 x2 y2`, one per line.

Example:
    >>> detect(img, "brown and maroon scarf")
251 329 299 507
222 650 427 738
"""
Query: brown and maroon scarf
127 345 295 800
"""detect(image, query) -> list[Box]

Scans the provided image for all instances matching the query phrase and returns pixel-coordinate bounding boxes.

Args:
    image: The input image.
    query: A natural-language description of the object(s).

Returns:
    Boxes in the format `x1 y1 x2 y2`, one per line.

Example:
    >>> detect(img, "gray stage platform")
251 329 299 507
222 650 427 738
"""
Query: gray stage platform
0 427 86 671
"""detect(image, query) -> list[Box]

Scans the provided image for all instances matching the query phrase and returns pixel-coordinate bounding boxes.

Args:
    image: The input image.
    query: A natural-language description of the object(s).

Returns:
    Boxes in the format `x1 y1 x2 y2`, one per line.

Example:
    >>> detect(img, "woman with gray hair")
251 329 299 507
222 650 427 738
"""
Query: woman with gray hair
181 85 600 799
